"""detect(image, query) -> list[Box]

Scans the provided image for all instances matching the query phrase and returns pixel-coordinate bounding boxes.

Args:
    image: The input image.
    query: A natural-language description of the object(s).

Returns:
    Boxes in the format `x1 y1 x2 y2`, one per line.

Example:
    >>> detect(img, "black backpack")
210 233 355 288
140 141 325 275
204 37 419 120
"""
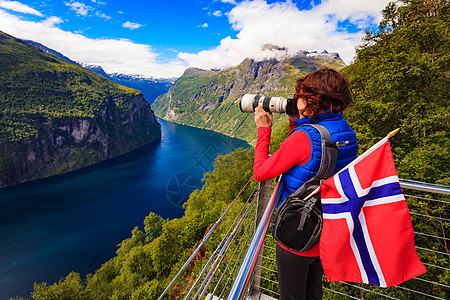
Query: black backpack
272 124 338 253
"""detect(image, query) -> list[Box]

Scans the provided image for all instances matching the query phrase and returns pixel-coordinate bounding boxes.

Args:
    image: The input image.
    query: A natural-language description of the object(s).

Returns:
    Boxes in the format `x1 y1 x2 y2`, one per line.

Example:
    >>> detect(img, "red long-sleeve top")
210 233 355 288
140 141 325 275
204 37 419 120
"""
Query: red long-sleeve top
253 120 320 257
253 121 311 181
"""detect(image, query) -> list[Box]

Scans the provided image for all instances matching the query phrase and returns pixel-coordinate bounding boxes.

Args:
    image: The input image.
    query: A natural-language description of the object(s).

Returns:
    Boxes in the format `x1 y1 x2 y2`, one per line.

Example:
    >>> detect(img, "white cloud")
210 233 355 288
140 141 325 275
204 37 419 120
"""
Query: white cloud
313 0 388 29
0 0 392 79
178 0 391 69
199 22 209 28
220 0 237 5
96 12 111 20
0 0 43 16
212 10 223 17
65 1 110 20
0 10 186 78
41 16 63 27
66 1 90 16
122 21 144 29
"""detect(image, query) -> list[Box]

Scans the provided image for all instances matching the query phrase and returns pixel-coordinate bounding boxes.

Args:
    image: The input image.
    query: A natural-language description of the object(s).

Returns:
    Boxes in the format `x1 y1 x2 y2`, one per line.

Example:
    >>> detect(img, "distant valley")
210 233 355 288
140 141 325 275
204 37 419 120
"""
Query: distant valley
23 40 175 104
23 39 347 145
2 33 347 188
152 47 346 143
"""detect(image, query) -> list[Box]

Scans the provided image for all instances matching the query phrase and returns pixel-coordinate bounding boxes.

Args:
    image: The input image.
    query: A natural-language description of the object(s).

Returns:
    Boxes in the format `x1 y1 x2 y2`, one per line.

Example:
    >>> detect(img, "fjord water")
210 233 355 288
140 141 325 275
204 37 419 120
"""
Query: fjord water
0 118 249 299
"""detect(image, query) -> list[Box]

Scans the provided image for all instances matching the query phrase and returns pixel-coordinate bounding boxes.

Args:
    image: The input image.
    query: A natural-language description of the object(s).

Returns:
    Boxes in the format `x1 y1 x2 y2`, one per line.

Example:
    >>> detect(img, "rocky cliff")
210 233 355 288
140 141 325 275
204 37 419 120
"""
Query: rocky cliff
152 49 346 142
0 94 161 189
0 31 161 188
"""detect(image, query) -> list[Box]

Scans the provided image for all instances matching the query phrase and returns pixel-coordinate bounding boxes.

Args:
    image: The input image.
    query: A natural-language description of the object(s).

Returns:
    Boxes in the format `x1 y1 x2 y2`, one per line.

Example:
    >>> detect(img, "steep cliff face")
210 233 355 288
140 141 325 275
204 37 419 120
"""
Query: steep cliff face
0 31 161 188
0 94 160 188
152 50 346 142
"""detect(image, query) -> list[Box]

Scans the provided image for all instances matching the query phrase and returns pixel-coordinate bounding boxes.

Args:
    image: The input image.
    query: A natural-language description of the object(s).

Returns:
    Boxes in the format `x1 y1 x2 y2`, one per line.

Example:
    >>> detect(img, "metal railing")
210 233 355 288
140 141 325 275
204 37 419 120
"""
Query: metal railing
227 178 282 300
158 178 449 300
230 179 450 300
399 179 450 196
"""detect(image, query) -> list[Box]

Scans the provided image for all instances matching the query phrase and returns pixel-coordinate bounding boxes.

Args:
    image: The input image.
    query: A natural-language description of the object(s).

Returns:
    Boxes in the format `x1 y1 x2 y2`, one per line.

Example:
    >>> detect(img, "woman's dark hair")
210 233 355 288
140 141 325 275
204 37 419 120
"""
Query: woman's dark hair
295 67 353 118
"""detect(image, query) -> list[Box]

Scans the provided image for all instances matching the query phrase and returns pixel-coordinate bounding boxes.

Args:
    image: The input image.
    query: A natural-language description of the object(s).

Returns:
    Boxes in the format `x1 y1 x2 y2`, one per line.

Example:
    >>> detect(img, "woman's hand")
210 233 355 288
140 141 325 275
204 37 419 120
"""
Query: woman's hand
254 106 273 128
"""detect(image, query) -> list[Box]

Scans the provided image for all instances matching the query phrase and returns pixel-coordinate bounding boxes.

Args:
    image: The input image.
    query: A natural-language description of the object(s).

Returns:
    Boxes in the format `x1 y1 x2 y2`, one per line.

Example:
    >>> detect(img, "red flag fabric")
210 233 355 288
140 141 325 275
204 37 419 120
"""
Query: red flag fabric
320 138 426 287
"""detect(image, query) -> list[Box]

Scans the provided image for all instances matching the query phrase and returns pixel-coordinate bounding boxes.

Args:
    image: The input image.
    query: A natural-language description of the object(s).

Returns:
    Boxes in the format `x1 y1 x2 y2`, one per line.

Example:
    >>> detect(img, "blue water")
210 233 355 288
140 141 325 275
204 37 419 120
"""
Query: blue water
0 118 249 299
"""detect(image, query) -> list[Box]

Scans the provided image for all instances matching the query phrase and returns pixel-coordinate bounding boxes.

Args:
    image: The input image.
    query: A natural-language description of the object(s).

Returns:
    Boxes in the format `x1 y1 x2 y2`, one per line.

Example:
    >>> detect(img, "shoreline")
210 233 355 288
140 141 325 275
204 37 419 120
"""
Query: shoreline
155 115 252 146
0 138 162 191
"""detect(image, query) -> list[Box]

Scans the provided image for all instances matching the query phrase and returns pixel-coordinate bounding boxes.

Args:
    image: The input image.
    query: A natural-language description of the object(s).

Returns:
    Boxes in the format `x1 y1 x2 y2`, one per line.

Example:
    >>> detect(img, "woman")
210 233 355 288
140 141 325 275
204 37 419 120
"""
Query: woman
253 68 358 299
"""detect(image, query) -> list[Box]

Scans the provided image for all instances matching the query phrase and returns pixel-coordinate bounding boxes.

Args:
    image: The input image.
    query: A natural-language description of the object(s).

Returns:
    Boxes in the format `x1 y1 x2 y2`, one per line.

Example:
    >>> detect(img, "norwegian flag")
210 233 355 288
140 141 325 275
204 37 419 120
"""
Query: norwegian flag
320 137 426 287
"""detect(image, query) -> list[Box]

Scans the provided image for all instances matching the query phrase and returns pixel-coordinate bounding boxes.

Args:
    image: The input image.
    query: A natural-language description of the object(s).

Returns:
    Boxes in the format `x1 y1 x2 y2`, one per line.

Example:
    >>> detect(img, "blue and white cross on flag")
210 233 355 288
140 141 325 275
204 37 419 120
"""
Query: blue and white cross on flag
319 136 426 287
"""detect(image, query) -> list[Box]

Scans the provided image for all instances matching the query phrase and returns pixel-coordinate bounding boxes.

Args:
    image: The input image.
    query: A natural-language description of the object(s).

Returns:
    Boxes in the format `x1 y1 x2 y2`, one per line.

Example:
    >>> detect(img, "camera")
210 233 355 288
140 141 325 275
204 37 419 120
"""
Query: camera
239 94 298 115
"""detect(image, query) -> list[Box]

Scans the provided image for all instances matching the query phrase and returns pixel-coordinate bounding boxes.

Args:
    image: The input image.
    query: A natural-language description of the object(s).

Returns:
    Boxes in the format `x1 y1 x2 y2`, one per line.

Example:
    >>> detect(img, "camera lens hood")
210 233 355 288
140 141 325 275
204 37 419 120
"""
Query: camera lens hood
239 94 287 113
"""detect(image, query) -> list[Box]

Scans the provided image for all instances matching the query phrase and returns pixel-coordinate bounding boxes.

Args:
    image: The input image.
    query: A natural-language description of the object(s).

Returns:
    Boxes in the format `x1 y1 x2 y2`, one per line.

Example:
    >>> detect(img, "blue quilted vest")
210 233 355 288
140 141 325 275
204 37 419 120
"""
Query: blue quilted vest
279 111 358 203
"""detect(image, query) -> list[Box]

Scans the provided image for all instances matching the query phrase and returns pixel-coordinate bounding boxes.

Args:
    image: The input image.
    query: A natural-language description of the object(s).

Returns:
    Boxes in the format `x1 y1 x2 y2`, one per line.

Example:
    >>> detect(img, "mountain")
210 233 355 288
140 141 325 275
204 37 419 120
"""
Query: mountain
22 40 175 104
152 49 346 143
22 39 79 65
81 67 175 105
107 73 175 104
75 65 175 105
80 63 111 78
0 31 161 188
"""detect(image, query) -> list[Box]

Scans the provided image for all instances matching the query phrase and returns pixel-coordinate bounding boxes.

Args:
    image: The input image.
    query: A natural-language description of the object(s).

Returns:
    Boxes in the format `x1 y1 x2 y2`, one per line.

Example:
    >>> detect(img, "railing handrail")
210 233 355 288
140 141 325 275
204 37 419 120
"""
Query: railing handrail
227 178 449 300
399 179 450 195
227 177 282 300
157 176 254 300
160 177 448 299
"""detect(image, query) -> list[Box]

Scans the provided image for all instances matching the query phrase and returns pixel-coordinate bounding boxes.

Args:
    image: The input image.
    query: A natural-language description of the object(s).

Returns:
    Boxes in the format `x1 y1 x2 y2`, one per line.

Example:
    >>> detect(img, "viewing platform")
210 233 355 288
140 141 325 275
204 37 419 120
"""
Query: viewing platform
159 177 450 300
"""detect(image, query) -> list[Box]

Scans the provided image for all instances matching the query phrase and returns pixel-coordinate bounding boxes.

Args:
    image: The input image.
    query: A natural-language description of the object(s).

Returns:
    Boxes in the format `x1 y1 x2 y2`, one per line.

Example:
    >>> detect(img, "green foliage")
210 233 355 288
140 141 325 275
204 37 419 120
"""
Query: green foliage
116 227 146 257
398 131 450 185
55 148 99 174
31 272 85 300
144 213 166 243
343 0 449 185
406 192 449 299
0 31 140 142
343 0 449 159
0 117 37 141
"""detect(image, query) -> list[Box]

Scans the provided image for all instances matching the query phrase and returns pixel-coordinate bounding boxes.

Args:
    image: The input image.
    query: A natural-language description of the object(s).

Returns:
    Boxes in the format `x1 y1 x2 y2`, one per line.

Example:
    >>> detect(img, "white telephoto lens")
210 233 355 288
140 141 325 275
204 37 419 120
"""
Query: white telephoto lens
239 94 258 112
268 97 287 113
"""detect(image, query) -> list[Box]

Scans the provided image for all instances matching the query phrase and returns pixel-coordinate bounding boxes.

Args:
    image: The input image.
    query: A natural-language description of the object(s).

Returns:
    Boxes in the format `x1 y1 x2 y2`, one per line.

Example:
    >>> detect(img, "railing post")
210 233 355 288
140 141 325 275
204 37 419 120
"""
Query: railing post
228 177 281 300
249 179 272 298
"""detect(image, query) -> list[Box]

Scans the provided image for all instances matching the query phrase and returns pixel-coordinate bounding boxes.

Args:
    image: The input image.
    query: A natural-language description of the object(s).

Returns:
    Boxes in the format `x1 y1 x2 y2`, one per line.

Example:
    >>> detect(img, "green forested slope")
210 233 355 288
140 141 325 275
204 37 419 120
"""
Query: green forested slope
17 0 449 299
153 51 346 143
343 0 449 185
0 31 139 142
0 31 161 188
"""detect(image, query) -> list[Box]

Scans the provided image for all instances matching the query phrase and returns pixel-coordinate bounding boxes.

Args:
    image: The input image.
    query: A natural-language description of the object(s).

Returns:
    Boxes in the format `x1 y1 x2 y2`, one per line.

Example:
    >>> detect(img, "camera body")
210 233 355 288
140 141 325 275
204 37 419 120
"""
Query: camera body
239 94 298 115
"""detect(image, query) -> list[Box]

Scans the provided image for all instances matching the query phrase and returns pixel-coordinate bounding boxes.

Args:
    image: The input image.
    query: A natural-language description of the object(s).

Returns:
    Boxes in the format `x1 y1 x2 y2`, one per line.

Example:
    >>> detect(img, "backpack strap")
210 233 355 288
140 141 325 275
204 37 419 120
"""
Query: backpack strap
287 125 339 232
287 124 339 198
306 124 339 180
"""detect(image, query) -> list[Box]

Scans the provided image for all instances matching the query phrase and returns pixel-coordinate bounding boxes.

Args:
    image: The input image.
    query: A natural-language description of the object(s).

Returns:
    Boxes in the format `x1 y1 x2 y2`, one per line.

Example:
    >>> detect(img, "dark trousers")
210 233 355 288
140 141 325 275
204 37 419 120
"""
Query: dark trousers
276 243 323 300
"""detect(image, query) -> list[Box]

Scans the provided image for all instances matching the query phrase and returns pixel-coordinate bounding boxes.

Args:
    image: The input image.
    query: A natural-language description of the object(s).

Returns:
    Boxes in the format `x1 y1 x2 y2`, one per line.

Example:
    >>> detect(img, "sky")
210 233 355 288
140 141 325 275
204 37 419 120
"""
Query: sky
0 0 391 78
